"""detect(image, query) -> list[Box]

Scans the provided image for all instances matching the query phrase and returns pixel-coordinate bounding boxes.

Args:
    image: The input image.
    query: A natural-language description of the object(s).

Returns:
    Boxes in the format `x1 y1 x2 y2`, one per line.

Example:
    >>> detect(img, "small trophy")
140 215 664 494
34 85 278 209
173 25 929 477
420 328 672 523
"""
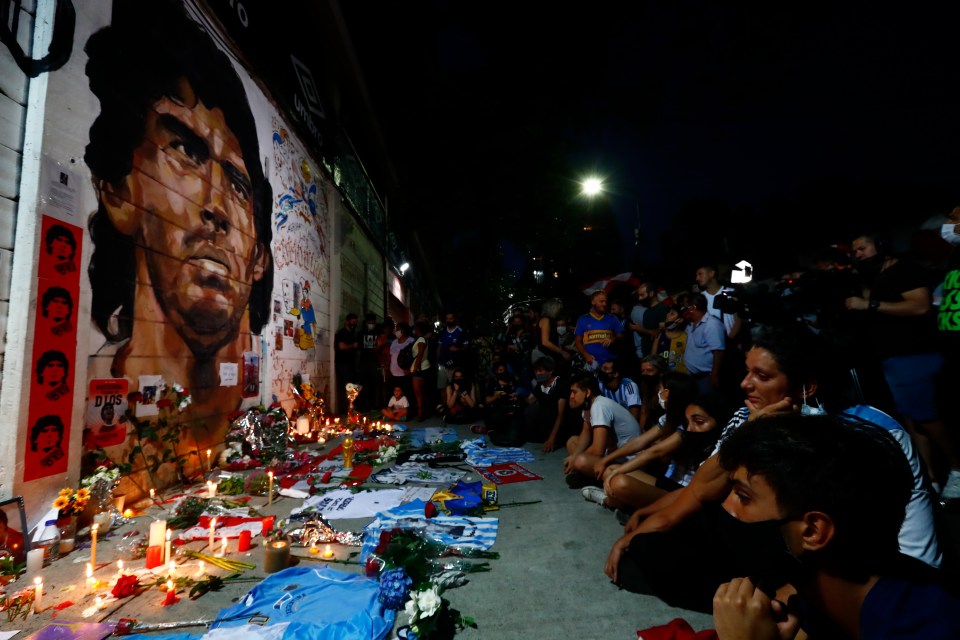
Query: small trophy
345 383 362 424
342 436 355 469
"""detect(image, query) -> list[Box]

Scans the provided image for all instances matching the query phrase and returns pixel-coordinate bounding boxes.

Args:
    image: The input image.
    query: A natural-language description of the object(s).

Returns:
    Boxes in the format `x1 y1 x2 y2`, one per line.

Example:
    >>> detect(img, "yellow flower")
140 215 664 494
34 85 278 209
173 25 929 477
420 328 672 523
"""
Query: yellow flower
52 496 69 510
76 488 91 500
58 488 73 497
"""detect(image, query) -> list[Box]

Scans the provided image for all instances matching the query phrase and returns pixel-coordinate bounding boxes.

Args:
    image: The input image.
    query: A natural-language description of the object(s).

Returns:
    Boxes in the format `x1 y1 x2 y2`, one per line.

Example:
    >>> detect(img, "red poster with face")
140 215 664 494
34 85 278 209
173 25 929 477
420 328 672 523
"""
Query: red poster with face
24 216 83 481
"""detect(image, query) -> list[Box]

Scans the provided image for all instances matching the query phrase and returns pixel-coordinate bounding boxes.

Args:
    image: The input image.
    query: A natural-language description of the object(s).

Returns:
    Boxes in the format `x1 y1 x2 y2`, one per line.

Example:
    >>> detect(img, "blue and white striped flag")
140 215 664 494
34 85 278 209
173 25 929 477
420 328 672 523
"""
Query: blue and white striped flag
461 437 534 466
361 499 499 561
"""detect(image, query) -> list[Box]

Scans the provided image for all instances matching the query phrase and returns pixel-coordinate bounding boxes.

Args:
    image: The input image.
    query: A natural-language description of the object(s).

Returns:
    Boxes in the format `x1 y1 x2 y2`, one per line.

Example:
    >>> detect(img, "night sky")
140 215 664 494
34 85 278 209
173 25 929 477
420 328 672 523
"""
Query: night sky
343 2 960 315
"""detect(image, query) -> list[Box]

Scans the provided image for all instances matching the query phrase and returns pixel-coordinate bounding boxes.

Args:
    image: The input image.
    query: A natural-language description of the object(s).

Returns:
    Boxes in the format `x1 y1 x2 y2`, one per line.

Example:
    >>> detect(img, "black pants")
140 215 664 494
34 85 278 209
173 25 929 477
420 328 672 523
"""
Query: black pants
615 503 738 613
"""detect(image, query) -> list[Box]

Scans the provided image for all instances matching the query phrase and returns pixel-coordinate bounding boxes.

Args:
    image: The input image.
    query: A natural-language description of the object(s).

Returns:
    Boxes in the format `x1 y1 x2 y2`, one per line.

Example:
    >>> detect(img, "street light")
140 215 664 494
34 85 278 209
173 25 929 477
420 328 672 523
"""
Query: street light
580 176 641 248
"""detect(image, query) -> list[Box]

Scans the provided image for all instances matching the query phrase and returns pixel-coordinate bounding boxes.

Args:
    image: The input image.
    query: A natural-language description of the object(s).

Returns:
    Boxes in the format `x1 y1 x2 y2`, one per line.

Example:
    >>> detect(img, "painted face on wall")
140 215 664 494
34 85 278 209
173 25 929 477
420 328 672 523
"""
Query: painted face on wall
41 360 66 387
113 78 267 354
37 424 61 452
46 296 71 323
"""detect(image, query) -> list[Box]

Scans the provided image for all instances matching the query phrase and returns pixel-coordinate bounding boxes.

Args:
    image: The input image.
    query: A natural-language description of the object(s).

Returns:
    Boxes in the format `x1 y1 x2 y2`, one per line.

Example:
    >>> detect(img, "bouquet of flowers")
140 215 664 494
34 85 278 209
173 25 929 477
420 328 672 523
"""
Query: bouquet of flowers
52 487 90 517
366 529 497 639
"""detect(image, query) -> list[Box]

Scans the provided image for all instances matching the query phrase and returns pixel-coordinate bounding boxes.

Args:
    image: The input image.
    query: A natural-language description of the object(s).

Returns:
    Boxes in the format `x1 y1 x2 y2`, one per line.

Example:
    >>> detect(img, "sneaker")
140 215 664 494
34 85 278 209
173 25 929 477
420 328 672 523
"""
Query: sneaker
940 470 960 500
582 486 607 506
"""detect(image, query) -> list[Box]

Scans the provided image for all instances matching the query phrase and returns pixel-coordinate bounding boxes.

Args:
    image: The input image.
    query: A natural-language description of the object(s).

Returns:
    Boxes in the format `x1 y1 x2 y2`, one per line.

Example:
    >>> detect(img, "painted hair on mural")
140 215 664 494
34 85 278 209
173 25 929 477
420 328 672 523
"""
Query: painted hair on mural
84 0 273 341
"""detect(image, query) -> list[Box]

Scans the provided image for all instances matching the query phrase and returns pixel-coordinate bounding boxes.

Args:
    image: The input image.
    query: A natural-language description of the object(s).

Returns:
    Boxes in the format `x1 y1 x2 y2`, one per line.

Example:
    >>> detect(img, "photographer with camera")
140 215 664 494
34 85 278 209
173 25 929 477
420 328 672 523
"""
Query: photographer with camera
695 264 746 398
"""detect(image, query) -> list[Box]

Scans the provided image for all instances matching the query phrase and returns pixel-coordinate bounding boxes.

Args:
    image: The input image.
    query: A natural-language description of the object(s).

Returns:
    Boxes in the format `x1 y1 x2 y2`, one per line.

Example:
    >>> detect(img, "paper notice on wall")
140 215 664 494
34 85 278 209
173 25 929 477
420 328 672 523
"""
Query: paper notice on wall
39 156 79 220
219 362 238 387
136 375 163 417
87 379 128 448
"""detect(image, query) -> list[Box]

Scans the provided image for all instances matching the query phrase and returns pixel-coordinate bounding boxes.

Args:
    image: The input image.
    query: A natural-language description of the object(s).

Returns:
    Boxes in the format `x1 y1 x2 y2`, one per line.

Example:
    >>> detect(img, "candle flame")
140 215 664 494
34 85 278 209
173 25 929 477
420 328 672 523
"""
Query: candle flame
34 577 41 586
167 580 173 590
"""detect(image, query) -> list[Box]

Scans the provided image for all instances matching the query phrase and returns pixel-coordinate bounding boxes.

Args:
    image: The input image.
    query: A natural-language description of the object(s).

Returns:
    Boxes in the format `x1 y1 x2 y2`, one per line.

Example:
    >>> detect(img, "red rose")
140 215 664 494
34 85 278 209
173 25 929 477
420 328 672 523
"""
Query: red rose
112 574 140 599
365 555 383 578
424 502 438 518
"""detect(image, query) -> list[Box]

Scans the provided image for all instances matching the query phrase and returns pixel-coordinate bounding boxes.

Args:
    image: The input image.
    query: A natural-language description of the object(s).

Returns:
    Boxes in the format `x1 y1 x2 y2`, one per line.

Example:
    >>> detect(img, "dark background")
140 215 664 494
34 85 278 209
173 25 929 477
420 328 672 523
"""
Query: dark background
339 1 960 318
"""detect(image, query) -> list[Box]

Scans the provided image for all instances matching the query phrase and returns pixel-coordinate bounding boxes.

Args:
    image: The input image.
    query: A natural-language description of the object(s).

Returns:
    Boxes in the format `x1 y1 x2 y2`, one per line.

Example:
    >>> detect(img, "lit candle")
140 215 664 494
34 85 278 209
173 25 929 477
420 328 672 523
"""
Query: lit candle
238 530 252 552
317 436 326 445
206 449 213 471
196 560 205 578
90 523 99 568
122 508 134 518
86 563 94 594
169 561 176 576
33 577 42 613
296 415 310 435
262 540 289 573
162 580 177 606
207 480 217 499
116 560 124 577
267 471 274 506
209 518 217 550
95 596 104 611
220 536 229 557
323 544 334 559
309 542 319 554
165 529 172 565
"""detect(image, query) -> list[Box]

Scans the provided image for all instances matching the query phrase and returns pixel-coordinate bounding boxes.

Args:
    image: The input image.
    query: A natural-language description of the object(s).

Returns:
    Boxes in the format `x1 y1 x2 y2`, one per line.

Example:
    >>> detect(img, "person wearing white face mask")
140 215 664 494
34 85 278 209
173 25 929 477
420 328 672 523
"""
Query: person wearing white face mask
935 206 960 499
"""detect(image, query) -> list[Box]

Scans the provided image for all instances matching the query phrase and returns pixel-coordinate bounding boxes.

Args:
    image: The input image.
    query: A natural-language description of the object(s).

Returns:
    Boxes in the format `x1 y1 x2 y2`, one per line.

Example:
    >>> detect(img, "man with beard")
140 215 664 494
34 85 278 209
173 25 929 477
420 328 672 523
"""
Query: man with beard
627 282 671 360
845 232 946 494
84 2 272 421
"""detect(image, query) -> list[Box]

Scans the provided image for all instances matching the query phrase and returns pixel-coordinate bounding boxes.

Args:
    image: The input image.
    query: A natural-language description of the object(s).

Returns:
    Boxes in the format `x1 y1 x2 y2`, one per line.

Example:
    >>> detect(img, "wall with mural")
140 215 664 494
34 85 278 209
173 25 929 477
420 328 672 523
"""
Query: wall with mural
0 0 348 511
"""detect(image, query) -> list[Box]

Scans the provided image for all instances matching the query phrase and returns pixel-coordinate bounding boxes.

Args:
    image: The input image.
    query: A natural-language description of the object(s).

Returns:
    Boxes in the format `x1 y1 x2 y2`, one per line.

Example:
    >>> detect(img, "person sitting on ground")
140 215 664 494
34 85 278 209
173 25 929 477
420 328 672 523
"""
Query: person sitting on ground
381 385 410 422
524 356 580 452
599 359 643 423
637 355 669 430
484 367 528 447
713 413 960 640
605 322 942 613
435 368 479 424
563 375 641 487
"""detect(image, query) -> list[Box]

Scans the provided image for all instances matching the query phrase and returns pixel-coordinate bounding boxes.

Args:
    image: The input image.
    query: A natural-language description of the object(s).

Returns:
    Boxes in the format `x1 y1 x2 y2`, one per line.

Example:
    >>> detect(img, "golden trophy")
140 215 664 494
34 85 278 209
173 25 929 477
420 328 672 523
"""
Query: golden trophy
342 436 355 469
345 383 362 424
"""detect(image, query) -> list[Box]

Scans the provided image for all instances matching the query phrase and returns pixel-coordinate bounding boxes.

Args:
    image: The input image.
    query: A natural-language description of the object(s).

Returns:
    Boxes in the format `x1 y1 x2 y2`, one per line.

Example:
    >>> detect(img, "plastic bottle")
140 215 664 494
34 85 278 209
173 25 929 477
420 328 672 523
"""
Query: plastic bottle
36 519 60 562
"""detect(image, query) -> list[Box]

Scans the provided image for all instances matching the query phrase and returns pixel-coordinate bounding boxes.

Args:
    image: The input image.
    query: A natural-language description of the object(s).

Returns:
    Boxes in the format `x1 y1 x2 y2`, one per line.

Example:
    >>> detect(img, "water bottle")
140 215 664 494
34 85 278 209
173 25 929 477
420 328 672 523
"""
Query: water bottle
36 519 60 562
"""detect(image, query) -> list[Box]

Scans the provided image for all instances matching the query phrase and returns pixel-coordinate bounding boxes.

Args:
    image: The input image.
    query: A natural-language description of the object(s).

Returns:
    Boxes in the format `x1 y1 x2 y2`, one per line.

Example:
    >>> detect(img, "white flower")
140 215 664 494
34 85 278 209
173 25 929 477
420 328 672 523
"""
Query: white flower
404 595 419 619
415 587 441 618
173 383 183 393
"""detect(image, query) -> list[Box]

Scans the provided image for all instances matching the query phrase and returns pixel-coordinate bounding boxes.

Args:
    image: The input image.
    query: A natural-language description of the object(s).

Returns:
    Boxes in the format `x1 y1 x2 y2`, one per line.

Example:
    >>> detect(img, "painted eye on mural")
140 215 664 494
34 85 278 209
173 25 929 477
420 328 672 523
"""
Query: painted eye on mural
223 162 253 204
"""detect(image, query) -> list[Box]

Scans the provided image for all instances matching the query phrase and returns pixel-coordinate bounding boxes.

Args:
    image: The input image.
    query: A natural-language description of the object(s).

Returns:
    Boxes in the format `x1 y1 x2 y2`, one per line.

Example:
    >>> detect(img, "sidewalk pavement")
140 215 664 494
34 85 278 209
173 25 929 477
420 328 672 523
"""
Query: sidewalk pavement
7 415 712 639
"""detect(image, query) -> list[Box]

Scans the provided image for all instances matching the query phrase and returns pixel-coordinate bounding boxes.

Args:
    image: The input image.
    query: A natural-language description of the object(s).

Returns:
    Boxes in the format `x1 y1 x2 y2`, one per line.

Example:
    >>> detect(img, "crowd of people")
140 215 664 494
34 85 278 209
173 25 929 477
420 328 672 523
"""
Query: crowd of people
333 222 960 636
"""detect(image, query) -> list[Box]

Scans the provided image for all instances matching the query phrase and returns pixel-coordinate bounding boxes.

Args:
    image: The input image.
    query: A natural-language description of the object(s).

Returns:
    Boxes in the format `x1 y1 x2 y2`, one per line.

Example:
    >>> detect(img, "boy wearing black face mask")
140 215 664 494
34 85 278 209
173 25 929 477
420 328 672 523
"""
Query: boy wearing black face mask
713 414 960 640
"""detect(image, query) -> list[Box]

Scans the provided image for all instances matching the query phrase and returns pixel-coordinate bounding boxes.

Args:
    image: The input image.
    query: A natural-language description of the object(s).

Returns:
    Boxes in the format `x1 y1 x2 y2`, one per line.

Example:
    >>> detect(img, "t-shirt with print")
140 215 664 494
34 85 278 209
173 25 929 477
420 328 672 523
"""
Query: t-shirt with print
388 395 409 409
575 312 622 365
601 378 642 412
438 326 470 369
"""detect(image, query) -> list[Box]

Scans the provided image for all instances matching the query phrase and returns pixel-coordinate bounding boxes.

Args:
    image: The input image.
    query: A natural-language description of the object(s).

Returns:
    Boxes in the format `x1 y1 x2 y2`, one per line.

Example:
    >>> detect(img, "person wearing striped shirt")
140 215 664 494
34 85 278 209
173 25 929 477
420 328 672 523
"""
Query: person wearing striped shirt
599 359 642 424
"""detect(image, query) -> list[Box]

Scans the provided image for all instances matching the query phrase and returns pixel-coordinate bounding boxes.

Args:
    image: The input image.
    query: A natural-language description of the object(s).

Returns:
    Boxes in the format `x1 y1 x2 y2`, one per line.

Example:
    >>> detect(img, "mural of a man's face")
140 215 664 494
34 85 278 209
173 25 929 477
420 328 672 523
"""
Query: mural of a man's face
110 78 267 354
41 360 67 387
46 296 71 323
37 424 61 452
49 235 75 262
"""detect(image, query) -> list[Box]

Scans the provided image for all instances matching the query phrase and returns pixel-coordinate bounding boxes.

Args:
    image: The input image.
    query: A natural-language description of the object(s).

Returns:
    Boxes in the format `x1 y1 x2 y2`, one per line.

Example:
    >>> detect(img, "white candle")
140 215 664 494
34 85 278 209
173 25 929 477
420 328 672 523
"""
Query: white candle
95 596 104 610
150 488 155 501
148 520 167 547
208 518 217 550
165 529 172 565
33 577 42 613
296 415 310 435
116 560 124 577
268 471 274 506
220 536 229 556
168 561 175 575
86 563 94 594
207 481 217 499
323 544 334 559
206 449 212 471
26 548 44 575
90 523 99 568
197 560 205 578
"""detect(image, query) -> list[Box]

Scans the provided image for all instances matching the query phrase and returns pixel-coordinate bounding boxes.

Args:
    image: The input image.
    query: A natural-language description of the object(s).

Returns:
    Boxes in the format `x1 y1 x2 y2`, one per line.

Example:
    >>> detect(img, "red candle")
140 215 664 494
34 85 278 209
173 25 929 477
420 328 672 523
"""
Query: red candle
145 545 163 569
238 530 252 552
162 580 179 606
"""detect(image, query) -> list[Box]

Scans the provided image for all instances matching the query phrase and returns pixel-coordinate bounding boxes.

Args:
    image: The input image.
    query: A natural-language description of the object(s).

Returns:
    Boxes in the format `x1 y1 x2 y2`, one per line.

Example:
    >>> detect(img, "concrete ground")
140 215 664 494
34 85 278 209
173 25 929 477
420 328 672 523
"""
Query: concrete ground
7 415 712 639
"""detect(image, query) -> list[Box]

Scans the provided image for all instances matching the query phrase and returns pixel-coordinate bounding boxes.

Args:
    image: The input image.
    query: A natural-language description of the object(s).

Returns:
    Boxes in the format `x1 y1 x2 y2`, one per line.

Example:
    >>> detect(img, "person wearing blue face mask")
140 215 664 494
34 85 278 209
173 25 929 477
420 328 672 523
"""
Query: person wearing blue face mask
713 414 960 640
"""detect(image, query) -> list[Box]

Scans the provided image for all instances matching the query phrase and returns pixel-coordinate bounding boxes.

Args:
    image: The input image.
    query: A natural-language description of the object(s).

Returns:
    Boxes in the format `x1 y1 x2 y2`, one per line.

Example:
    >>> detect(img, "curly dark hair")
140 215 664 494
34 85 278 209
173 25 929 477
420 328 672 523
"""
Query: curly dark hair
719 413 912 581
35 350 68 385
84 0 272 343
41 286 73 319
30 415 64 452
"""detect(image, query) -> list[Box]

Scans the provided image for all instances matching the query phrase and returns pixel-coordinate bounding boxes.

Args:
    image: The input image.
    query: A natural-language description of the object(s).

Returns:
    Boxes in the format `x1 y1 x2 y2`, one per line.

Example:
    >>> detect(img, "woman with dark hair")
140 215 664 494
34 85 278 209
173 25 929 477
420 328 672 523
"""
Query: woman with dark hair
534 298 571 375
637 355 668 430
436 368 479 424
